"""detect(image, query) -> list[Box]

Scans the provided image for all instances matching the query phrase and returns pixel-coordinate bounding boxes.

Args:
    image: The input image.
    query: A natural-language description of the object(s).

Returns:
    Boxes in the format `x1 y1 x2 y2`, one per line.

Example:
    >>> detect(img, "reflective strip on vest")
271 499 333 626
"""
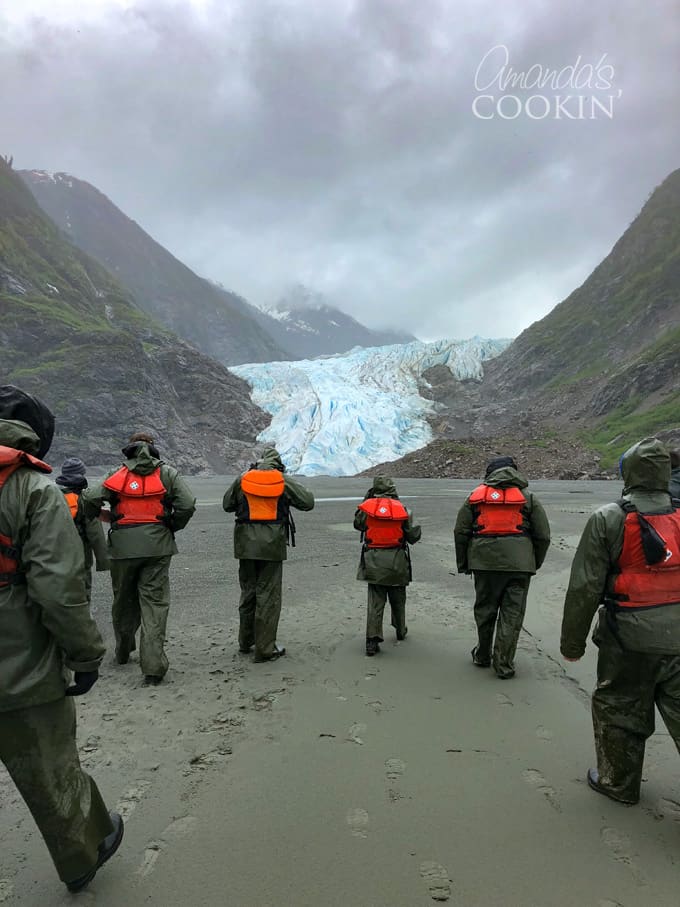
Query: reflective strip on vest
612 508 680 609
239 469 286 522
103 466 166 525
358 497 408 548
469 483 527 536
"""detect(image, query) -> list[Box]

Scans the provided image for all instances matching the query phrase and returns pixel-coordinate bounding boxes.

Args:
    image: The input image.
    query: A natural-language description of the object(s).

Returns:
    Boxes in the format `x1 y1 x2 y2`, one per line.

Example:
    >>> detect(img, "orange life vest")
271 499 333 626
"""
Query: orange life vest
63 491 79 519
0 445 51 587
237 469 286 522
610 504 680 610
103 465 167 526
358 497 408 548
469 484 527 536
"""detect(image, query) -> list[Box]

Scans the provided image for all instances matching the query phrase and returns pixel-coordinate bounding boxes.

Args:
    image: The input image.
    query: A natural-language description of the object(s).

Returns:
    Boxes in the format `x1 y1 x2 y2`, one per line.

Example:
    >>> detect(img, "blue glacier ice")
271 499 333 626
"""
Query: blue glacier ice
230 337 511 476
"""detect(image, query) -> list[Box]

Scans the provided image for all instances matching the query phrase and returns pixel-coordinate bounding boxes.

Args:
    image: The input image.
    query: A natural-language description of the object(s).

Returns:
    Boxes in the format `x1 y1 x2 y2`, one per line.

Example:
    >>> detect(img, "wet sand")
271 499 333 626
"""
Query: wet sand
2 478 680 906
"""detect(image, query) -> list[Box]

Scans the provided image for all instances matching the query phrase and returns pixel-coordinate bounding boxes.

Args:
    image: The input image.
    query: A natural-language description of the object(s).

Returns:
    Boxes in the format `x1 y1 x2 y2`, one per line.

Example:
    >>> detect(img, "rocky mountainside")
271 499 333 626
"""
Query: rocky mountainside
0 158 268 473
253 285 417 359
376 168 680 478
19 169 289 366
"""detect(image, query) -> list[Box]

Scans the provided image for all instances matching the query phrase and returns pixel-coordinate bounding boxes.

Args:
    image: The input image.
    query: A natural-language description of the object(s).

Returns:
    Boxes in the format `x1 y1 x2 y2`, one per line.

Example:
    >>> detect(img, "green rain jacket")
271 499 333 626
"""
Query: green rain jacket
454 466 551 574
561 437 680 659
82 443 196 559
354 477 422 586
670 466 680 500
61 488 110 572
223 448 315 561
0 420 105 712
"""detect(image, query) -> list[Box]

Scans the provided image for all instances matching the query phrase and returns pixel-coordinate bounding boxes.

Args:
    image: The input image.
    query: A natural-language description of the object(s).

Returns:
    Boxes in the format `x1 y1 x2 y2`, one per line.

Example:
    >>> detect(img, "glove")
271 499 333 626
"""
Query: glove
65 670 99 696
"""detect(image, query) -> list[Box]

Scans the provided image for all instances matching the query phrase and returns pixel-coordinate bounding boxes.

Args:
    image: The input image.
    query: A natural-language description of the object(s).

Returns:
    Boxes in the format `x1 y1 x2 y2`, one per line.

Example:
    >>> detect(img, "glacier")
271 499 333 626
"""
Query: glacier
230 337 510 476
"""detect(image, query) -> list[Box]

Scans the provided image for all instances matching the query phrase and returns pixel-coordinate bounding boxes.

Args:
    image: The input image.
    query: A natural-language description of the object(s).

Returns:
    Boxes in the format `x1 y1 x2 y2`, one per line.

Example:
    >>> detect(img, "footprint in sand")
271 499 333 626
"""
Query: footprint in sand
598 900 625 907
385 758 406 781
522 769 561 812
346 808 369 838
495 693 513 706
655 797 680 822
0 880 14 903
600 826 644 883
115 780 152 820
137 816 199 878
347 722 367 745
419 860 451 901
535 725 553 741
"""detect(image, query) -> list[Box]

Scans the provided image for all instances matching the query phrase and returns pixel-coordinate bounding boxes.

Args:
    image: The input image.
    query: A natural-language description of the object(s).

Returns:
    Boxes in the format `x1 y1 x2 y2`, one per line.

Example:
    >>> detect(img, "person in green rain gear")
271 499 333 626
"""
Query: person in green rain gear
561 438 680 805
55 457 110 604
83 432 196 685
353 476 422 656
0 385 123 893
454 456 551 679
223 447 314 662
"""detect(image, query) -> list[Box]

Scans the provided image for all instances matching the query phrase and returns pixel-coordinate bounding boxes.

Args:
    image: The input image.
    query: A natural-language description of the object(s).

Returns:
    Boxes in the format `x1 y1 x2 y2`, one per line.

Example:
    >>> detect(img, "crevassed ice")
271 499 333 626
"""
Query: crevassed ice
230 337 510 476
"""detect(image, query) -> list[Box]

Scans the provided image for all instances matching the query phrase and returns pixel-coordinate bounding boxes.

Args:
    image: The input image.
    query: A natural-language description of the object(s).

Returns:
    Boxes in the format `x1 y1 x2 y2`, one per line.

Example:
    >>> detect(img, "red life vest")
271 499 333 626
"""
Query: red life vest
237 469 286 522
469 484 527 536
63 491 79 519
103 466 166 526
358 497 408 548
611 505 680 610
0 445 51 588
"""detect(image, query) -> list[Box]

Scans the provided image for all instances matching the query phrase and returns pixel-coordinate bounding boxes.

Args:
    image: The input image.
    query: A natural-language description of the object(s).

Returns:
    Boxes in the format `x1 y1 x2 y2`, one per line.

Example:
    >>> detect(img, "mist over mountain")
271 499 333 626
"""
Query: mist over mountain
0 158 269 473
20 171 417 364
251 285 417 360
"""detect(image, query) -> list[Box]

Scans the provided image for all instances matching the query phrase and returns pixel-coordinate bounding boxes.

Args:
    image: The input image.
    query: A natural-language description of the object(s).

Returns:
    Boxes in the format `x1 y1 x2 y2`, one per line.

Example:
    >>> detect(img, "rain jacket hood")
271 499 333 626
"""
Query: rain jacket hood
0 386 55 458
122 442 163 477
0 419 43 456
368 476 398 498
621 438 671 495
484 466 529 490
256 448 286 473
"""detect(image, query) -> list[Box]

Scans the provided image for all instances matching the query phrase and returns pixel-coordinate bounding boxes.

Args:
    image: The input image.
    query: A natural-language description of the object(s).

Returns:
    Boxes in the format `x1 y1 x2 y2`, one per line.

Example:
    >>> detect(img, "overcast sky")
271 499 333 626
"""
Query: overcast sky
2 0 679 341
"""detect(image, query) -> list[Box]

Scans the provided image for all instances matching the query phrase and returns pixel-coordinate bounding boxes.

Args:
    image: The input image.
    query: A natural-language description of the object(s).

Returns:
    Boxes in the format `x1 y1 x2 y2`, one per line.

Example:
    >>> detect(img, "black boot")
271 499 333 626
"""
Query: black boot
366 638 380 656
66 812 124 893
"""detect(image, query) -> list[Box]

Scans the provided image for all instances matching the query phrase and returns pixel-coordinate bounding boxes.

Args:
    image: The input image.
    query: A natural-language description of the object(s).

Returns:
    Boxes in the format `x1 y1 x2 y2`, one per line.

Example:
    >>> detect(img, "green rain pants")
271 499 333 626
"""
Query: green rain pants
472 570 531 678
237 560 284 659
0 697 114 884
110 556 171 678
366 584 407 641
592 629 680 803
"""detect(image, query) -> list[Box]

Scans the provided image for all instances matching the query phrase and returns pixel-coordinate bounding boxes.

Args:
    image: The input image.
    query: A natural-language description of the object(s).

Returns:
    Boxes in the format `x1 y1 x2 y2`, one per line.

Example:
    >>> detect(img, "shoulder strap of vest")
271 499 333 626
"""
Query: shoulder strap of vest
617 498 636 514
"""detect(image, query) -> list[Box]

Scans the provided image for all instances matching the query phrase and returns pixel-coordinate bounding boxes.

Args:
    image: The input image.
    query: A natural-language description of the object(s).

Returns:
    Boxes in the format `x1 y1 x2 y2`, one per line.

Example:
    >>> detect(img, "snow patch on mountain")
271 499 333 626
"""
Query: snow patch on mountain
231 337 510 476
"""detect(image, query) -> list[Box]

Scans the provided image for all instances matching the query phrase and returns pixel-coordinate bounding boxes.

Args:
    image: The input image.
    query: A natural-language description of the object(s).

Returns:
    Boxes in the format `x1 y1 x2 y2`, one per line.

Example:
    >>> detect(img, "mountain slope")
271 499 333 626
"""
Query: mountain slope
19 170 289 366
20 171 416 364
481 167 680 463
0 158 268 472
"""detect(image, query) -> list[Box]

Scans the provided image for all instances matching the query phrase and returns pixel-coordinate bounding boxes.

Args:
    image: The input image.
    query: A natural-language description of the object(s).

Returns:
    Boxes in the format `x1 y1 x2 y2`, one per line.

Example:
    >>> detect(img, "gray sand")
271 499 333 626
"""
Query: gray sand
2 478 680 906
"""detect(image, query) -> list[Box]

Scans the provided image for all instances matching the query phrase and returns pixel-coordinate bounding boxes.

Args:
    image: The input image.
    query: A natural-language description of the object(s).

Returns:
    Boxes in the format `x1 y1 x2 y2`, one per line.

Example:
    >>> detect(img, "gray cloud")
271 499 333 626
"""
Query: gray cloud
2 0 679 341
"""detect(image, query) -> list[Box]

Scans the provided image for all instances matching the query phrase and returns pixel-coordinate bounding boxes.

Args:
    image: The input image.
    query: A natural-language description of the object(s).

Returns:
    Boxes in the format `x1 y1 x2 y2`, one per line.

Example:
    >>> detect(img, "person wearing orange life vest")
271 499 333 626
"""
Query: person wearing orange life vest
354 476 422 657
56 458 109 605
561 438 680 805
82 432 196 685
223 447 314 662
454 456 551 679
0 385 123 893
